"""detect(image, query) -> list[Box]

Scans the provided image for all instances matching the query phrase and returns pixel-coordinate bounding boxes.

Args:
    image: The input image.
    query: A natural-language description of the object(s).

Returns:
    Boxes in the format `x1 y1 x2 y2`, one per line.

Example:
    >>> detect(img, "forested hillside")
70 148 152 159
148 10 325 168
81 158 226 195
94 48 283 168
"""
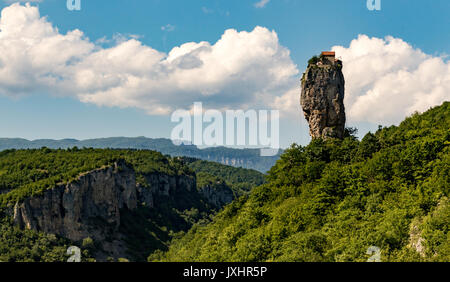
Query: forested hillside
182 158 266 197
154 102 449 262
0 148 191 207
1 103 448 262
0 148 265 262
0 149 203 261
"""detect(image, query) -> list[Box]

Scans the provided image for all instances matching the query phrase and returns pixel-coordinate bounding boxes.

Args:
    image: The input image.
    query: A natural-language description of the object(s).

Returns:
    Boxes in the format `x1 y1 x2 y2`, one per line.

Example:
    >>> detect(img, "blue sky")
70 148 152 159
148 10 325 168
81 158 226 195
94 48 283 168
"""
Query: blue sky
0 0 449 148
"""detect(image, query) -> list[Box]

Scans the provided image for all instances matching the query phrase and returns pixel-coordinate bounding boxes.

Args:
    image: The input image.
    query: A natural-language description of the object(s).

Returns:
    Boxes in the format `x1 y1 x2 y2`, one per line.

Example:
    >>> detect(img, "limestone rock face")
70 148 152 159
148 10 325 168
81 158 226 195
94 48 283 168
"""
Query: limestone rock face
12 161 196 242
13 161 136 241
301 57 346 139
199 181 234 209
136 172 196 208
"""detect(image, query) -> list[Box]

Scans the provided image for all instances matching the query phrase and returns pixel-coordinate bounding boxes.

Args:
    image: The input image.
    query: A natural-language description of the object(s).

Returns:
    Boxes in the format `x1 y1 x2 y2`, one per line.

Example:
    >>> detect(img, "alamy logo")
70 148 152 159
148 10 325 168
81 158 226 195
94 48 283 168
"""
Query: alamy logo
366 246 382 262
367 0 381 11
171 103 280 157
67 0 81 11
67 246 81 262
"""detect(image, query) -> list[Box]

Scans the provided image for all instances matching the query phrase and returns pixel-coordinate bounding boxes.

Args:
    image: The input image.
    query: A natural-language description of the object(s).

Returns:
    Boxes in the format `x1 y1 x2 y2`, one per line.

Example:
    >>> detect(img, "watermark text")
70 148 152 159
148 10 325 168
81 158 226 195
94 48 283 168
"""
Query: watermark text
171 102 280 157
67 0 81 11
367 0 381 11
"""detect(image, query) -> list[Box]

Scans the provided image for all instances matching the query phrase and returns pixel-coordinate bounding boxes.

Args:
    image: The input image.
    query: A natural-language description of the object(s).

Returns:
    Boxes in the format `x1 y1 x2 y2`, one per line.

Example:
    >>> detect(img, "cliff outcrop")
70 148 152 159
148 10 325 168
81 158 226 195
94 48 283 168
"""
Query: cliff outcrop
301 53 346 139
198 181 234 209
12 160 196 243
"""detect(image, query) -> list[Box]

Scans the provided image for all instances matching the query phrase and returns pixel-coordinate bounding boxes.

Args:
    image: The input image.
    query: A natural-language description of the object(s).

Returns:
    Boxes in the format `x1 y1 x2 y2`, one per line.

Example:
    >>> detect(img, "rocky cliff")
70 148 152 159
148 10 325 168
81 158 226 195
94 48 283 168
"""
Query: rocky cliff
198 181 234 209
301 55 346 139
12 160 196 243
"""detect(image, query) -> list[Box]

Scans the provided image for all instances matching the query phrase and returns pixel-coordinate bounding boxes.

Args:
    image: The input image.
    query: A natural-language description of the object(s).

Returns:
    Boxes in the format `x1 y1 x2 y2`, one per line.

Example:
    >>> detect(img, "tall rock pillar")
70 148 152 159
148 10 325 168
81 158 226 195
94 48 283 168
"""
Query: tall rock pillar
301 52 346 139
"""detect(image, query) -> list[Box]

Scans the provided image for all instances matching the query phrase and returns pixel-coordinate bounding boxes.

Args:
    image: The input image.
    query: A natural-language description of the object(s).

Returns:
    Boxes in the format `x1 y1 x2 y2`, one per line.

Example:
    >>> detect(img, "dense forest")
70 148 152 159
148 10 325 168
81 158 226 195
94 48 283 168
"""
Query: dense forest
182 158 266 197
0 103 448 262
0 148 192 207
0 149 196 261
153 102 449 262
0 148 264 261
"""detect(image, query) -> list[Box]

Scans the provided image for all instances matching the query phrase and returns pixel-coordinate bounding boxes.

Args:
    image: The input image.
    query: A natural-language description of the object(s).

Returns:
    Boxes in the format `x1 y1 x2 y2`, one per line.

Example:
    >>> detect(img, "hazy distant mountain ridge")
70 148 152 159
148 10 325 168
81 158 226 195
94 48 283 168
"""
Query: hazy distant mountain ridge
0 137 281 173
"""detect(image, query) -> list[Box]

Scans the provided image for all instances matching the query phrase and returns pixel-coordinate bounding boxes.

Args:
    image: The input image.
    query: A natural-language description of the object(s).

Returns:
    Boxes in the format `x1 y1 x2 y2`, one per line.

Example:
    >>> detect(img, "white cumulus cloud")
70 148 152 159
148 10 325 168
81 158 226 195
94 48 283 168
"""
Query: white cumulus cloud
332 35 450 124
3 0 42 3
0 4 448 126
0 3 298 115
254 0 270 9
275 35 450 125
